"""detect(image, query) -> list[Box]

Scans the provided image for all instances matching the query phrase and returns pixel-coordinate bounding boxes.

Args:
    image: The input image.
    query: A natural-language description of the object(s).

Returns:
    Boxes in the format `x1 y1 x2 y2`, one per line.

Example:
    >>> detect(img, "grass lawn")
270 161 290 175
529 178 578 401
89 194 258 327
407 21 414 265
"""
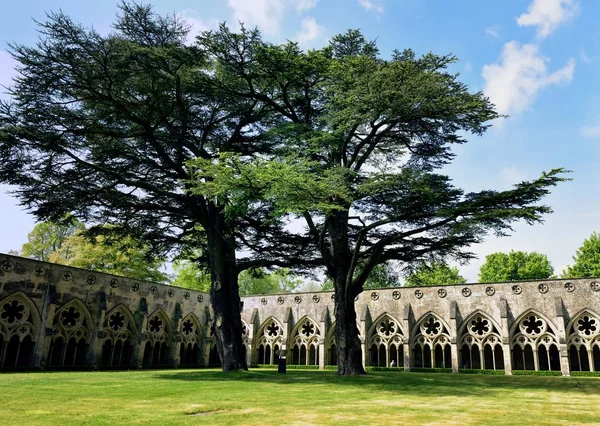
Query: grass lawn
1 369 599 425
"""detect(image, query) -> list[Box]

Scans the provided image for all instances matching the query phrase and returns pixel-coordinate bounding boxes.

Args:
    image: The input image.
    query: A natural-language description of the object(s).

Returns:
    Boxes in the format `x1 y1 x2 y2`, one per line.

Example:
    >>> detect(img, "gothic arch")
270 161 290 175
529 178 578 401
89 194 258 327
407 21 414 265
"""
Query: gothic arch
565 309 600 372
0 291 40 369
510 309 560 372
255 317 284 365
457 310 503 370
100 304 137 368
47 298 93 368
179 313 203 366
367 313 405 367
288 316 321 366
411 312 451 369
142 308 172 367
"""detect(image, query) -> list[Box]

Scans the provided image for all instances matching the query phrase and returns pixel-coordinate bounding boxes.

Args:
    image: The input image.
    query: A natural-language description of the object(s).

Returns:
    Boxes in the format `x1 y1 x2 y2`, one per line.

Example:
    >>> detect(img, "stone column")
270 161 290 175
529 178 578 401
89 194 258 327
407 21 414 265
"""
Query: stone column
403 338 411 371
88 309 106 370
499 298 512 375
35 302 57 369
449 301 459 373
402 303 411 372
133 315 148 368
554 298 570 376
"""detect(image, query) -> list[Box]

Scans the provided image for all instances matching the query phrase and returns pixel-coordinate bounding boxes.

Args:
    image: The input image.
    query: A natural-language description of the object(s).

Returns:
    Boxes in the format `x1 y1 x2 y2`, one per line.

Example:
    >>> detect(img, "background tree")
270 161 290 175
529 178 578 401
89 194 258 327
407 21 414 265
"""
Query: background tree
238 268 303 295
49 228 168 283
200 29 567 374
562 232 600 278
478 251 554 282
321 263 401 291
404 262 467 287
171 259 211 292
20 217 84 261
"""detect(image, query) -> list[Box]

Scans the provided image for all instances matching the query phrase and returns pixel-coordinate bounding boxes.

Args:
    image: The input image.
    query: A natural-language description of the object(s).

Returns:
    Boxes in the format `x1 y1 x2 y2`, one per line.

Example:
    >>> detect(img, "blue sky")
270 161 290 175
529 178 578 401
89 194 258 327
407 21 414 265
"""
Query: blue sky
0 0 598 282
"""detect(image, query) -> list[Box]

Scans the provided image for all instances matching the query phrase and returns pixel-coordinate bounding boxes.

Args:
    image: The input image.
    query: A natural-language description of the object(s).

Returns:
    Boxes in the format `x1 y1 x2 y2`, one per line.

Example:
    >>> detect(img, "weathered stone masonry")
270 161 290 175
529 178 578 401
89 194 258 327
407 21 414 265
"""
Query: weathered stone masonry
2 253 600 375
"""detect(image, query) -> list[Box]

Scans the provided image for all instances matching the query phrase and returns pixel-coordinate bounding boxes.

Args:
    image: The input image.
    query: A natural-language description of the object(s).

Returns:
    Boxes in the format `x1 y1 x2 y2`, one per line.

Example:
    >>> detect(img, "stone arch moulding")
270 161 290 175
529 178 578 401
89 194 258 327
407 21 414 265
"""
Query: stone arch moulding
510 309 561 372
457 310 504 371
411 312 452 369
142 308 172 367
47 298 93 369
255 316 284 365
100 304 137 368
565 308 600 373
179 313 203 366
288 316 321 366
366 313 405 368
0 291 41 370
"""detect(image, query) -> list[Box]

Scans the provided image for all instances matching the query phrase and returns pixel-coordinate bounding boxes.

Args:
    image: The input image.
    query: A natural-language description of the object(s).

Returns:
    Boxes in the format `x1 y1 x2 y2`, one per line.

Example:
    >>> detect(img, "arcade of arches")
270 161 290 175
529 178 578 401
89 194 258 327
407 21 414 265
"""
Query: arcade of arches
2 253 600 375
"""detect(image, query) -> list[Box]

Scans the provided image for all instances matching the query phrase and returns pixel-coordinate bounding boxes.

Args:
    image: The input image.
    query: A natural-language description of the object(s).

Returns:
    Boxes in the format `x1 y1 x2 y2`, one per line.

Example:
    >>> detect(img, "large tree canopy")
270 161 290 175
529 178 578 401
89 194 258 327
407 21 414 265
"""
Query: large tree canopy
478 251 554 282
562 232 600 278
195 28 567 374
0 4 317 371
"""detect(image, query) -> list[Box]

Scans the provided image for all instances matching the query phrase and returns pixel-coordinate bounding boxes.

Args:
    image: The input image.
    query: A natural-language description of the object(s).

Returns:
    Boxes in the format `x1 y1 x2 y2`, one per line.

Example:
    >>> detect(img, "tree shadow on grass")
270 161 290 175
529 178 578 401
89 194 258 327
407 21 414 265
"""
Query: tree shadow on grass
151 369 600 398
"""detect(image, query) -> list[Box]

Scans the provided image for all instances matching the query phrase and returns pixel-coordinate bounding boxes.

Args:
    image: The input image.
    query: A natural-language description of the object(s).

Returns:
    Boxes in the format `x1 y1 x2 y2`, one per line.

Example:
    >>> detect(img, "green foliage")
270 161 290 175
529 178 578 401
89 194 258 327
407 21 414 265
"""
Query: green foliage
479 251 554 283
322 263 401 291
49 228 168 283
409 368 453 374
171 260 211 292
458 369 505 375
570 371 600 377
20 217 84 261
562 232 600 278
404 262 466 287
238 268 303 296
511 370 563 376
364 366 405 372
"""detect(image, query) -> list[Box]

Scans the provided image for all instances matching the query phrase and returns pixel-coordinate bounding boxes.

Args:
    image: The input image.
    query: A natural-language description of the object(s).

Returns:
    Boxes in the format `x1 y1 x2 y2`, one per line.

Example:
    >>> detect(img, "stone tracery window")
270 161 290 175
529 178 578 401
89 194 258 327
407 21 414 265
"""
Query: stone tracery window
412 314 451 369
48 300 91 368
179 314 202 366
459 313 503 371
567 311 600 372
0 294 38 370
142 310 171 367
256 319 283 365
101 306 136 368
368 316 404 367
290 317 320 366
511 311 560 372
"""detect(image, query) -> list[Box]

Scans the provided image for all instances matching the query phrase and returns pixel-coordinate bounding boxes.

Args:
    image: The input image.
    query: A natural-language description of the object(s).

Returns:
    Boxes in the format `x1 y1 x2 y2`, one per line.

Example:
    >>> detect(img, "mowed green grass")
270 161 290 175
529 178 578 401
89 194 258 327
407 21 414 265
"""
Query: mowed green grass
1 369 599 425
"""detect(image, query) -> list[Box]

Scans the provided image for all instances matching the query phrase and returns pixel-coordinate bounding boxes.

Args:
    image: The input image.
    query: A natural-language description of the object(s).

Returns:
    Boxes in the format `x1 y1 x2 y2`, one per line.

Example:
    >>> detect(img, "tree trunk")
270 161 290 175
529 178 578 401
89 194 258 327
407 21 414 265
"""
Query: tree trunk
206 207 247 372
334 282 365 375
328 210 366 375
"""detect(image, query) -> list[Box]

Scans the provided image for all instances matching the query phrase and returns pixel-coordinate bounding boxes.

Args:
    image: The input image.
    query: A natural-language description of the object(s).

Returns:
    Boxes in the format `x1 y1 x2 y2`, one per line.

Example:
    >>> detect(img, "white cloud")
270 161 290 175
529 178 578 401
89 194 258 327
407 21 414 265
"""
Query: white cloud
227 0 287 36
465 62 473 72
485 25 500 38
295 17 325 48
516 0 579 39
580 123 600 139
580 49 592 64
295 0 317 12
482 41 575 116
358 0 383 14
178 11 219 45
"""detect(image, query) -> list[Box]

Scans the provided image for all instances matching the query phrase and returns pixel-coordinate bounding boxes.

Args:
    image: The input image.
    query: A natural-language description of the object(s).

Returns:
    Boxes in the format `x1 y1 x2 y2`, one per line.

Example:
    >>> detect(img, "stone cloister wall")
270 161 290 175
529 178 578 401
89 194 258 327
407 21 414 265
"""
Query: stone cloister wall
2 253 600 375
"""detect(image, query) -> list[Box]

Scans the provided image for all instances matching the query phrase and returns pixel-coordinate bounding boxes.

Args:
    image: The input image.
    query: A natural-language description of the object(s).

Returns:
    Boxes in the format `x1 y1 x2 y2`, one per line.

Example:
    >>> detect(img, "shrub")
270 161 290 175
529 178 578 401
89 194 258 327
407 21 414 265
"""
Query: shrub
511 370 562 376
